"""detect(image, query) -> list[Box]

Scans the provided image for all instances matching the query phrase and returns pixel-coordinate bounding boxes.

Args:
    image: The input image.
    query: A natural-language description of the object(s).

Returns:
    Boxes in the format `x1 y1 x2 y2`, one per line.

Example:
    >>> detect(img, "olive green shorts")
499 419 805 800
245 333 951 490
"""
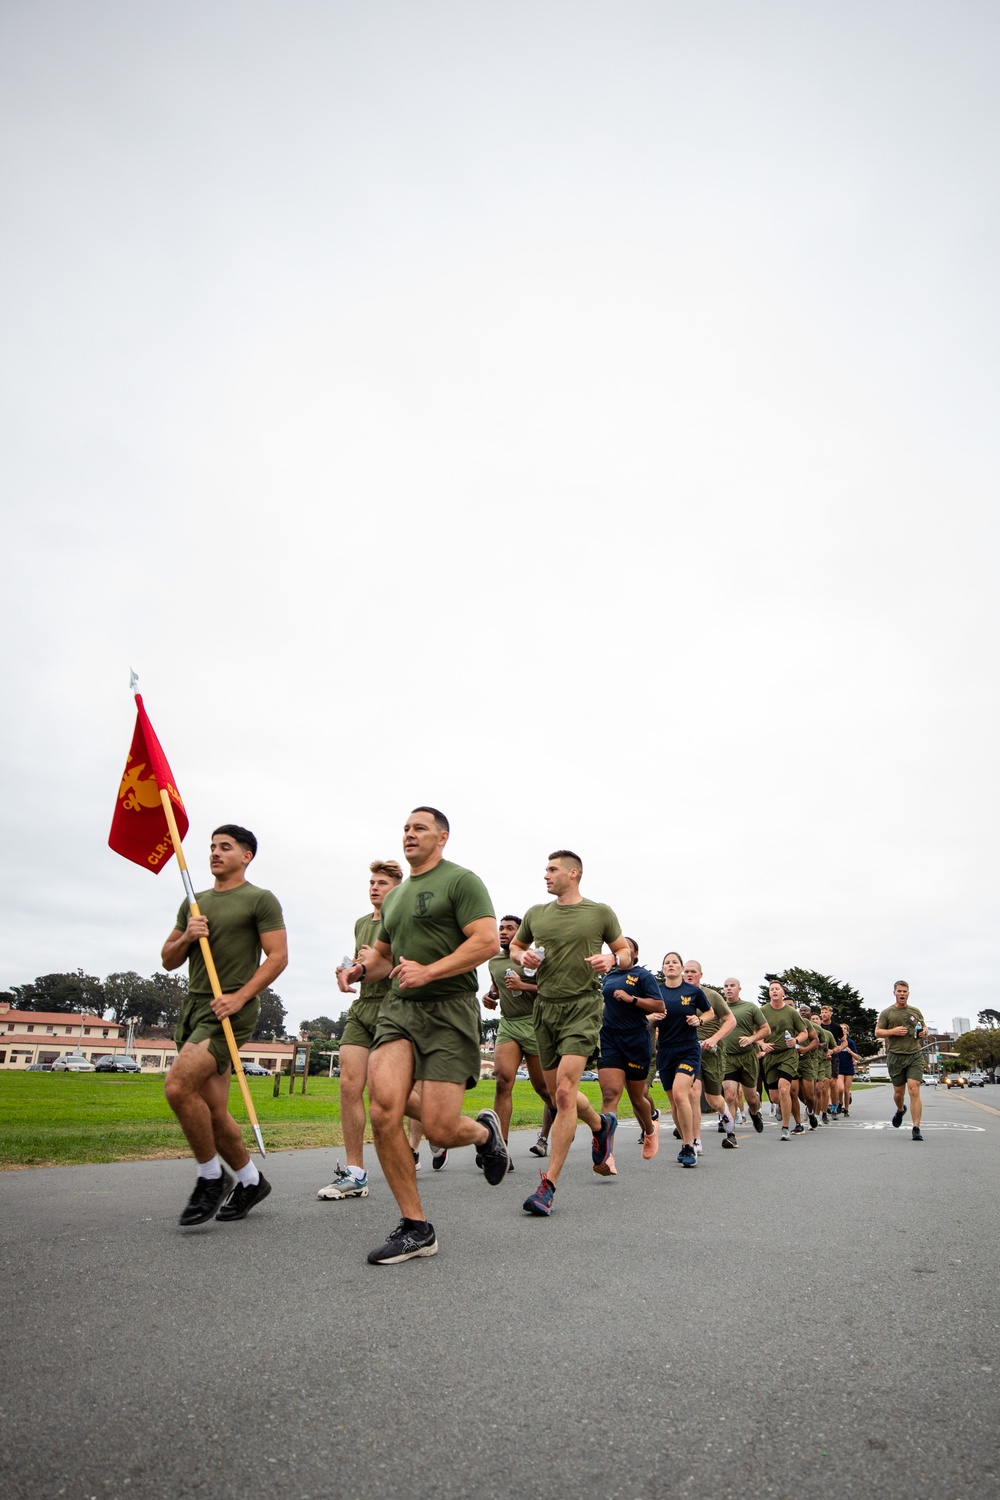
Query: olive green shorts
533 995 602 1073
699 1044 725 1095
340 998 383 1051
371 992 481 1089
817 1058 833 1080
888 1054 924 1085
496 1013 539 1056
175 992 259 1075
762 1051 799 1091
723 1050 760 1091
798 1052 820 1083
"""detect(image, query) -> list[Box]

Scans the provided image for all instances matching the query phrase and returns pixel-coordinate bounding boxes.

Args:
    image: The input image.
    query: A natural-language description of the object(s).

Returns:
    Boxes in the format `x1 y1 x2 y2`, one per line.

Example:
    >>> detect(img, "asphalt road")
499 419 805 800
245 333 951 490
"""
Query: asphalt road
2 1084 998 1500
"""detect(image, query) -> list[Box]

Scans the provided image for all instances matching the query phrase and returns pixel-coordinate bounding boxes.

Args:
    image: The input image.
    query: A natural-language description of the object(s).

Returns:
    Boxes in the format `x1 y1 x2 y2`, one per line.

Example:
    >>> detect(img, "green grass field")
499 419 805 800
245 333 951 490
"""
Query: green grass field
0 1073 659 1169
0 1074 881 1170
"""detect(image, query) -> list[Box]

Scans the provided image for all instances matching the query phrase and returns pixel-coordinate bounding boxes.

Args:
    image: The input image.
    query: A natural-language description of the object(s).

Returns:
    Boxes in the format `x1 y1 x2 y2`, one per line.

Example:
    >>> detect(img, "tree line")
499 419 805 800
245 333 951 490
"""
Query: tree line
1 969 288 1042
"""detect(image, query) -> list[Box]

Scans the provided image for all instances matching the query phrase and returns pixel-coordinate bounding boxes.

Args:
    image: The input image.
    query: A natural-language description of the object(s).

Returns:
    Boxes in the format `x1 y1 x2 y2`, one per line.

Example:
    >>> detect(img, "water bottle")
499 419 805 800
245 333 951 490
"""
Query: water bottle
504 967 516 981
341 953 353 970
912 1017 922 1037
524 945 545 978
784 1029 795 1051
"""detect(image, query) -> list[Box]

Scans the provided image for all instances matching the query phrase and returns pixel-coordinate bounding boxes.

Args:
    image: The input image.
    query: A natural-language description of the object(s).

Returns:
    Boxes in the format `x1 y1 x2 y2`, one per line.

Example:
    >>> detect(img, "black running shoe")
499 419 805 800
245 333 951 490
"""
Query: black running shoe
808 1113 819 1130
179 1169 234 1227
911 1127 923 1141
591 1112 618 1175
672 1125 682 1140
476 1109 510 1185
791 1123 806 1135
751 1112 764 1134
367 1219 438 1265
721 1134 739 1149
717 1120 726 1133
892 1107 906 1128
217 1173 271 1221
650 1107 660 1122
431 1147 448 1171
528 1135 548 1157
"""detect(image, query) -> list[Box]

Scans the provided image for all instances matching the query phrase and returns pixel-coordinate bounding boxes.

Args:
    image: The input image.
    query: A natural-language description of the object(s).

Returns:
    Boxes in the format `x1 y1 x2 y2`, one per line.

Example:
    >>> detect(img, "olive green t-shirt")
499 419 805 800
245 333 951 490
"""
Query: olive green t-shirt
876 1005 926 1056
515 899 622 1003
376 859 495 1003
818 1026 837 1056
697 987 732 1042
722 999 768 1056
487 954 535 1021
797 1013 820 1051
759 1003 804 1053
354 912 392 1002
176 883 285 999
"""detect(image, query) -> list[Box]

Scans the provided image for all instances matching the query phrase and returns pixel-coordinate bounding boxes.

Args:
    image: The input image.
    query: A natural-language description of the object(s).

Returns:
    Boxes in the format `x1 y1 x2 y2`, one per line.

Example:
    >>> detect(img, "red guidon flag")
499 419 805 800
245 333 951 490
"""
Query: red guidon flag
108 694 189 872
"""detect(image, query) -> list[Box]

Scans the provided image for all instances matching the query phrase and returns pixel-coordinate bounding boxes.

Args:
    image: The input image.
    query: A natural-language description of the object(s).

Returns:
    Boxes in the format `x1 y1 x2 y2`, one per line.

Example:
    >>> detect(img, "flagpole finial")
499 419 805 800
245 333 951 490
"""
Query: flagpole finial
129 668 139 695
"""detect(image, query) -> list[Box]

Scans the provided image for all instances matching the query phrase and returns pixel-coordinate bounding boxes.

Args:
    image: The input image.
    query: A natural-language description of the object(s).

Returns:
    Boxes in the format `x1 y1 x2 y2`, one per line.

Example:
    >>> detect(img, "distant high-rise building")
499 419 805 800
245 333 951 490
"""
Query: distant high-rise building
952 1017 971 1036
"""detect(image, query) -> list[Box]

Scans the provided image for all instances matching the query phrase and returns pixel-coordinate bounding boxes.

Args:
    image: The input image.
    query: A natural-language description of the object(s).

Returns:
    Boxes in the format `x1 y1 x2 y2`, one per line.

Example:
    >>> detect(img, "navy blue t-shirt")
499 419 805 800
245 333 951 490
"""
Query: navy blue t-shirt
654 979 710 1052
601 964 662 1037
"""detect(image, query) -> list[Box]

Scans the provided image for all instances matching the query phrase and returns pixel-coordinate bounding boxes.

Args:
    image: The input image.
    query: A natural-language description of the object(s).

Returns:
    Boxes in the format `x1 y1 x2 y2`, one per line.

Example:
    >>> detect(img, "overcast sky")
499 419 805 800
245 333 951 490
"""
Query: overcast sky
2 2 997 1037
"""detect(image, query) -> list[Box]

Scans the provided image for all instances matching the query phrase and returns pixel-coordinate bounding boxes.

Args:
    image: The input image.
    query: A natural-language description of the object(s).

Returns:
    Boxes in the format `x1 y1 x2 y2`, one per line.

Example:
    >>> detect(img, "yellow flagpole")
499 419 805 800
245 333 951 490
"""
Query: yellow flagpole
159 789 267 1157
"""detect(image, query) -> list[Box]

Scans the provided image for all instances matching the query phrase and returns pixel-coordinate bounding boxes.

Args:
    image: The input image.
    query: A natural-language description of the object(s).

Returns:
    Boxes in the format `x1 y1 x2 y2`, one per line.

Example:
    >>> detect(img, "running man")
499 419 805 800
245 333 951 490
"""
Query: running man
597 938 665 1161
341 807 509 1264
162 824 287 1226
317 859 403 1201
509 850 631 1215
793 1002 822 1130
684 960 736 1150
820 1004 847 1115
484 915 555 1156
720 978 770 1135
875 981 926 1141
758 981 808 1141
653 952 715 1167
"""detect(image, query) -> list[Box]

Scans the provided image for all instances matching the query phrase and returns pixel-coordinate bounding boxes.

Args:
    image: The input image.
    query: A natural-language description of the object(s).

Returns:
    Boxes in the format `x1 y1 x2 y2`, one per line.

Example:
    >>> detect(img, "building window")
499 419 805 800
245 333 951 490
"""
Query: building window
0 1051 6 1064
102 1029 109 1037
84 1027 92 1035
261 1059 276 1070
27 1025 34 1033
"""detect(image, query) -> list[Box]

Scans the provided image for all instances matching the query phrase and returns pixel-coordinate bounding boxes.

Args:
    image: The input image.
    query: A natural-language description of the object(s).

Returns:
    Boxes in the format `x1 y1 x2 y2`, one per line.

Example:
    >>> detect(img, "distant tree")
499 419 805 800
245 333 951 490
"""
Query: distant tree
328 1011 349 1042
481 1015 500 1044
104 972 157 1026
759 968 879 1054
252 987 287 1041
954 1028 1000 1073
300 1015 338 1039
977 1009 1000 1030
11 970 106 1014
145 972 186 1032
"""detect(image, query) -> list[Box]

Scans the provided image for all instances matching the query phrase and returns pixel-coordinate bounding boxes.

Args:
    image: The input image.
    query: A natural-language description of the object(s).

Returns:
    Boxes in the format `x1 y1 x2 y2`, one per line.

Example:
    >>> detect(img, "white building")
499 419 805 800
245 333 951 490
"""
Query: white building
952 1016 972 1036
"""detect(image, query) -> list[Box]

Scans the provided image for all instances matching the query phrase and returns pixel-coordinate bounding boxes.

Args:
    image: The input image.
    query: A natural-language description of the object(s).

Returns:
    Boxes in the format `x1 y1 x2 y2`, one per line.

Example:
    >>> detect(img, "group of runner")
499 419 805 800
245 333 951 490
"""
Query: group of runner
158 809 929 1264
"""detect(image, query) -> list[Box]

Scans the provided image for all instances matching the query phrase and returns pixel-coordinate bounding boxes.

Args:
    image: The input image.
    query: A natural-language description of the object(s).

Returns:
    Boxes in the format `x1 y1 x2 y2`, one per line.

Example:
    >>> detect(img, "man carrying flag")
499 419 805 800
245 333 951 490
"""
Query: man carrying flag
161 824 287 1225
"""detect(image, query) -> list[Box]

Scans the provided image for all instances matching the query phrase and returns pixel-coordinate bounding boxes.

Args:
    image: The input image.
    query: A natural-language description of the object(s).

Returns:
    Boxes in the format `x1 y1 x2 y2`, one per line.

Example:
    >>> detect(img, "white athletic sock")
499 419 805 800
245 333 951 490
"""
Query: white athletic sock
235 1161 260 1188
346 1164 367 1181
197 1156 223 1180
721 1112 734 1130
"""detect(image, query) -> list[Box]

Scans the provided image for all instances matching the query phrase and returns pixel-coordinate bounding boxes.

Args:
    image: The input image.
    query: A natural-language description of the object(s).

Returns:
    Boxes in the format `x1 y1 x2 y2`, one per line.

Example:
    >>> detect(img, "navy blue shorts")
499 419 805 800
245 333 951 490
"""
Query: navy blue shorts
598 1028 652 1080
658 1047 702 1091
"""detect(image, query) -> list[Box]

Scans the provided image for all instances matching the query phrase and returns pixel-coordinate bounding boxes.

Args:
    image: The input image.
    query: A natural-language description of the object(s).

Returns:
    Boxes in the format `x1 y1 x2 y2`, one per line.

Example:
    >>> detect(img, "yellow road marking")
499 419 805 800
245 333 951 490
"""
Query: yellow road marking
951 1092 1000 1118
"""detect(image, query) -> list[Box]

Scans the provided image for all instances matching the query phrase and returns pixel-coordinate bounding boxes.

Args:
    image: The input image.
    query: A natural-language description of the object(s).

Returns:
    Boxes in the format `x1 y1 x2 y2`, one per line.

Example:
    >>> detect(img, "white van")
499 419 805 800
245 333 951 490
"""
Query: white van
865 1062 890 1082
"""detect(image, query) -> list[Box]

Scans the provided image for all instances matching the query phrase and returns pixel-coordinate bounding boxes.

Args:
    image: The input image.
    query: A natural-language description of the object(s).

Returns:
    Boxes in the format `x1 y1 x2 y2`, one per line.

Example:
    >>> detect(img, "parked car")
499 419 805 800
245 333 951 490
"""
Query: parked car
52 1054 96 1072
240 1061 272 1076
26 1063 53 1071
922 1073 939 1086
581 1070 599 1081
515 1067 530 1080
94 1055 142 1073
966 1071 987 1087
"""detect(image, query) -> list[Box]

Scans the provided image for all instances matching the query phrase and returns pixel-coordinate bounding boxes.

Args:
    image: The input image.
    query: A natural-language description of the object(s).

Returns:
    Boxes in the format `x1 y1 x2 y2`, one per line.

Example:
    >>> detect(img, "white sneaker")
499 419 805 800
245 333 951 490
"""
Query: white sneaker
692 1138 703 1155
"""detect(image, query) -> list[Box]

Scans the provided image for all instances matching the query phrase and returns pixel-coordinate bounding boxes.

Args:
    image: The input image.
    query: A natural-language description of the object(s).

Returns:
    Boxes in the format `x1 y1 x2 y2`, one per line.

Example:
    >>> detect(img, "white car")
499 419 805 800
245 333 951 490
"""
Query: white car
966 1071 987 1087
52 1054 96 1072
922 1073 938 1086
